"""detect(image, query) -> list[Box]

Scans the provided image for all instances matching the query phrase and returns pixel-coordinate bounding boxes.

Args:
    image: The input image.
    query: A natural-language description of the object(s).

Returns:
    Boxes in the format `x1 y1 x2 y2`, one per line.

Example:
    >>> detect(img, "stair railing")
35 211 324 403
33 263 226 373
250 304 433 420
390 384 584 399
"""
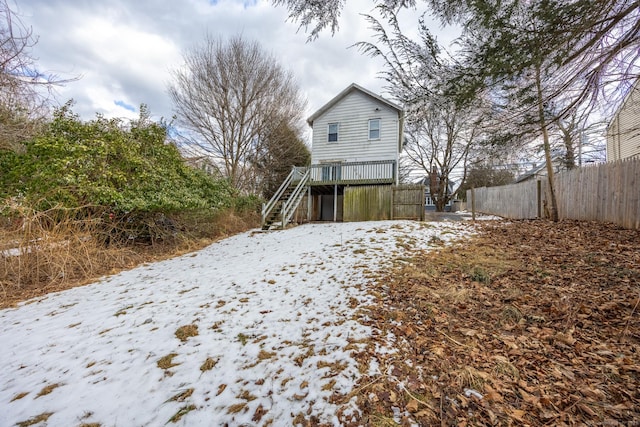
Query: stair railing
281 169 309 229
262 167 296 227
262 166 308 229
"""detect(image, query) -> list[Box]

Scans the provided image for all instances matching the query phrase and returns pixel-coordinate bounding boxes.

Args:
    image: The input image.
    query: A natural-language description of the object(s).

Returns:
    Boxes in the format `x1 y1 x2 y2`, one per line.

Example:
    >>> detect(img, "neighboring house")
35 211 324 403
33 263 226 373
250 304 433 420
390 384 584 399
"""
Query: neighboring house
184 156 219 176
262 83 421 229
515 154 565 183
415 175 456 211
606 77 640 161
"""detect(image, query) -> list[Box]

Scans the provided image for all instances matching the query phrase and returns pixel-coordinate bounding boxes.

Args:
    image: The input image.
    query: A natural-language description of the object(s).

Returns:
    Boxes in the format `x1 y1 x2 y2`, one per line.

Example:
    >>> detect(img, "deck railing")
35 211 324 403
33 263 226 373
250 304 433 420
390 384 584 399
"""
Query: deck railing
308 160 396 185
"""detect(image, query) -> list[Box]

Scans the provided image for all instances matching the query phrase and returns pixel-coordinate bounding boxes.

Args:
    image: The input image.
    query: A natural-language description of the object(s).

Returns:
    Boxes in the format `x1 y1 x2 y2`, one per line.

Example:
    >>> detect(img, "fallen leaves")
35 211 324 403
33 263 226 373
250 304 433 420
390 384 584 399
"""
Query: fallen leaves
341 219 640 426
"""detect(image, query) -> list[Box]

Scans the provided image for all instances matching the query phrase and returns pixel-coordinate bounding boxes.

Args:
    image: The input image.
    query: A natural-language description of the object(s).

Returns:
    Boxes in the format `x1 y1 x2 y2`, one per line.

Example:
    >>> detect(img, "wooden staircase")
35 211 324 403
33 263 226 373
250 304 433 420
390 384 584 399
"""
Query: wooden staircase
261 167 309 230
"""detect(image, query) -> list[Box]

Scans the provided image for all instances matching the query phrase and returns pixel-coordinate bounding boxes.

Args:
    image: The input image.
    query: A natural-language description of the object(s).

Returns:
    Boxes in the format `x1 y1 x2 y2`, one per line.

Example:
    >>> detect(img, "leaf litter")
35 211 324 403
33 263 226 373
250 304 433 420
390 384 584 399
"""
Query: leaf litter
341 219 640 426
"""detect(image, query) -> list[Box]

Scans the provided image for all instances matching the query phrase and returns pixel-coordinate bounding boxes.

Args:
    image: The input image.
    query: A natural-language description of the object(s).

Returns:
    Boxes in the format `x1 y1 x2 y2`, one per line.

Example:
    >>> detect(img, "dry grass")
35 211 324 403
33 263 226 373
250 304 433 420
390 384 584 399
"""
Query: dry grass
216 384 227 396
0 206 140 307
36 383 62 398
227 402 247 414
168 405 196 423
237 390 257 401
257 350 276 360
0 205 258 309
455 366 487 390
492 356 520 381
322 379 337 391
175 324 199 342
16 412 53 427
10 392 28 402
168 388 194 402
157 353 179 370
200 357 218 372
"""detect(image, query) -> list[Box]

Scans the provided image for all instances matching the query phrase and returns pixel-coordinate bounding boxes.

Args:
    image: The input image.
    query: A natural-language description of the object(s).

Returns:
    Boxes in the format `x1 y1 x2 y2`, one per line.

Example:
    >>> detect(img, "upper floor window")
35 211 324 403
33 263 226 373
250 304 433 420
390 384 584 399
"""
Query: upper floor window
369 119 380 140
328 123 339 142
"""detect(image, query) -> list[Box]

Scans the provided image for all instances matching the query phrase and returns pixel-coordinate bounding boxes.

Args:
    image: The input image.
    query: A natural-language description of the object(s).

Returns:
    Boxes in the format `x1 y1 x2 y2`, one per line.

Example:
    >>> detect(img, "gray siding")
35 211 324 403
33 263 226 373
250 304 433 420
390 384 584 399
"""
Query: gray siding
310 91 399 165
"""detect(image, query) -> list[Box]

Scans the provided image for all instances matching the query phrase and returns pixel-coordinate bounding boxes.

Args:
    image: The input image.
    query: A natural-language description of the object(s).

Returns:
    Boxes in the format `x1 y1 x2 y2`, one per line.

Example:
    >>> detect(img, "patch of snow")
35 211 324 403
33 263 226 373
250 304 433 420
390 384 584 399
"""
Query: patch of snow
464 388 484 399
0 220 476 426
455 210 504 221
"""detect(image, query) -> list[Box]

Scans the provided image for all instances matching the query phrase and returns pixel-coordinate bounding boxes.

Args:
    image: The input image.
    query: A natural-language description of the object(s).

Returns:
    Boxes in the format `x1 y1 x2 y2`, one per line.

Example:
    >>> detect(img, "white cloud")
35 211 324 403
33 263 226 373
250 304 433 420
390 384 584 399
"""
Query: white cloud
18 0 457 140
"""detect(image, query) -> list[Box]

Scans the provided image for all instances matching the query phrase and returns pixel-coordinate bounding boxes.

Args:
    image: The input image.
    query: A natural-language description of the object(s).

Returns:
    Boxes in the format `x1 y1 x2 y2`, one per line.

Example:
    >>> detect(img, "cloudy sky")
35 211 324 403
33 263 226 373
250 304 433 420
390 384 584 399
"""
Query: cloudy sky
18 0 457 138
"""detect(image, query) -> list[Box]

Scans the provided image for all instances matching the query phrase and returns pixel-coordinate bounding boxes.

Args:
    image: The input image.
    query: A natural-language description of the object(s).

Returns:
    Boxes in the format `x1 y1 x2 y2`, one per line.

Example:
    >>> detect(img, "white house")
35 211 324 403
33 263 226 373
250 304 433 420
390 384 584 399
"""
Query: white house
607 77 640 161
261 84 420 229
306 83 404 183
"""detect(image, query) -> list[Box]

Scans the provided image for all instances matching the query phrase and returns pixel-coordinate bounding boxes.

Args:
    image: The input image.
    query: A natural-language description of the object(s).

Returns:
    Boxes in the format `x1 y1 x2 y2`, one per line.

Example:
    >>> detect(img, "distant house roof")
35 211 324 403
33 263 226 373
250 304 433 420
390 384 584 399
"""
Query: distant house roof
306 83 403 127
415 175 457 194
515 163 547 183
515 154 564 183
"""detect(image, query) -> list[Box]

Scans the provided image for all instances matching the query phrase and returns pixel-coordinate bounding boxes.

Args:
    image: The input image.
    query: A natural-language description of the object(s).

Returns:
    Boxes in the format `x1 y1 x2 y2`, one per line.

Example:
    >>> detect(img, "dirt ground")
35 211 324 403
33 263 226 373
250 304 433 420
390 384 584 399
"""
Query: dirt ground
340 219 640 426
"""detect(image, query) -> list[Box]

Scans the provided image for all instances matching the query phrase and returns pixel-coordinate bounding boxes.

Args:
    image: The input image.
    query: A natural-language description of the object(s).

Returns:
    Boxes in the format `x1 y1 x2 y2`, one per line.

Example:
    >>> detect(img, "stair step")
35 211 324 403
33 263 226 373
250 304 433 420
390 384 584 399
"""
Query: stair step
261 171 309 230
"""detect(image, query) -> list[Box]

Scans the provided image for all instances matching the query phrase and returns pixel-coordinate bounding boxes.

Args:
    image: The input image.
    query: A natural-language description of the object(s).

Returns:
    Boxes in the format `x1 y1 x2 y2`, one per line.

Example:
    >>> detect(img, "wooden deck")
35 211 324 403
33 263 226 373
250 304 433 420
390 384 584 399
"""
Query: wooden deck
304 160 396 186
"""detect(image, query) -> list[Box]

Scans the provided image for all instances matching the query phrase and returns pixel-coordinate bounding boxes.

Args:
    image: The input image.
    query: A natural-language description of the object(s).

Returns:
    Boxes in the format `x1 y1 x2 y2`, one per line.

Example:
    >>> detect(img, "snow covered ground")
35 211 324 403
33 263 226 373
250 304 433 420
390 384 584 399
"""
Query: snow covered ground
0 220 476 426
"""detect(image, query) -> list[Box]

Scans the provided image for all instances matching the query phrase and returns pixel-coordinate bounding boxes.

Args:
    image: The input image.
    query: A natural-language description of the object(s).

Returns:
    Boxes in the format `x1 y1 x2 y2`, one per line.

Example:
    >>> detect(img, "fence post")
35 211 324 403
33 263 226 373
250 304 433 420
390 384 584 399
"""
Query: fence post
333 184 338 222
390 186 395 220
471 187 476 221
307 186 312 223
537 180 542 218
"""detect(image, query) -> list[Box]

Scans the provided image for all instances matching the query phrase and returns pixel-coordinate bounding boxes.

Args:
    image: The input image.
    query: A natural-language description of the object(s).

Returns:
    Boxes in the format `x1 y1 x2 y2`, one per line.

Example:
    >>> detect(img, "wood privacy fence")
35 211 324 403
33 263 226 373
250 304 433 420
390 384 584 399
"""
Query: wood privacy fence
344 186 391 221
467 158 640 229
393 185 426 220
469 180 543 219
343 184 425 222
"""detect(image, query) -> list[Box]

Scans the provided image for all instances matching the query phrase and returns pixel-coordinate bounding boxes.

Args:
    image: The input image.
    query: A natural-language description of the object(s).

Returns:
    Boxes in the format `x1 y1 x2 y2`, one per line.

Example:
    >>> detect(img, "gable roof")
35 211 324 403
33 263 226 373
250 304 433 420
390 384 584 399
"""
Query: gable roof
515 154 565 183
306 83 403 127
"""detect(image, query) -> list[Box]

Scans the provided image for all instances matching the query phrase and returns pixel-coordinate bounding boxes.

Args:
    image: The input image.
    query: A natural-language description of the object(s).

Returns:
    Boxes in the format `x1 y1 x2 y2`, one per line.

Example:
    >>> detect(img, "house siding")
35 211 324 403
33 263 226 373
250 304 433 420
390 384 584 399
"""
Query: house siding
607 79 640 161
310 90 399 165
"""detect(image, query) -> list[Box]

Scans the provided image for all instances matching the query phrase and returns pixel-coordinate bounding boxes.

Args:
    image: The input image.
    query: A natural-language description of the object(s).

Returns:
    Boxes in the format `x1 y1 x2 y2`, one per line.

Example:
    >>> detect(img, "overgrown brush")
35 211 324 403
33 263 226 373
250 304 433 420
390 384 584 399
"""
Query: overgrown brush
0 203 134 303
0 202 259 308
0 103 262 307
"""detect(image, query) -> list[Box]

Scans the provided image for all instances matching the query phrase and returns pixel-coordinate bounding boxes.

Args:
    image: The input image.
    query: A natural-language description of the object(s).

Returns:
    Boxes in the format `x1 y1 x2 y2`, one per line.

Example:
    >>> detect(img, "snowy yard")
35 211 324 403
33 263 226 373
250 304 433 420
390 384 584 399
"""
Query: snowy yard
0 220 475 426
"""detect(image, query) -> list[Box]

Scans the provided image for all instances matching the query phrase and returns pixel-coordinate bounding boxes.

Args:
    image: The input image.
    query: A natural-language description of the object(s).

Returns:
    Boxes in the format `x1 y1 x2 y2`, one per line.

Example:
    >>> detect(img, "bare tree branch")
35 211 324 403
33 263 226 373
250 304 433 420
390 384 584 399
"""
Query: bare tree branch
1 0 77 152
168 34 306 192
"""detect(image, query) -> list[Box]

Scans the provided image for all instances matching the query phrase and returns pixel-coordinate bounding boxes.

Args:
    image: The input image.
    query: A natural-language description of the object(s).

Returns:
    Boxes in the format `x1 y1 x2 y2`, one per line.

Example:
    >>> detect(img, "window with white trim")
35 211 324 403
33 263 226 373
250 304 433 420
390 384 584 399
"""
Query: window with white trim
328 123 339 142
368 118 380 140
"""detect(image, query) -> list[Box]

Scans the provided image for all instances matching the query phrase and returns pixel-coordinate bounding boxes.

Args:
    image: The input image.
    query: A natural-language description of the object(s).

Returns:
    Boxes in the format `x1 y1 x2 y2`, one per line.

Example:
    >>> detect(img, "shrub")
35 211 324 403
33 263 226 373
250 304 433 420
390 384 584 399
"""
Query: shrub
1 103 238 242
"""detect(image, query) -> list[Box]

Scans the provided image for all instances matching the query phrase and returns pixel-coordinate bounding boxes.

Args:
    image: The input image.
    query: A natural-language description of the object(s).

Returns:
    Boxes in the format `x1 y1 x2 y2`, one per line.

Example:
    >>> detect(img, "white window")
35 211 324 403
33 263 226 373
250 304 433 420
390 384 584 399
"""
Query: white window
369 119 380 140
328 123 339 142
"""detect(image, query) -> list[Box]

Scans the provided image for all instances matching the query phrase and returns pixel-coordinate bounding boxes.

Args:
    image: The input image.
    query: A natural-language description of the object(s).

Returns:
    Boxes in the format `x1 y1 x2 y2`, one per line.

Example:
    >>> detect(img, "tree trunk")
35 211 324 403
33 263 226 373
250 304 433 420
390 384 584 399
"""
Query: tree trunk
535 65 559 222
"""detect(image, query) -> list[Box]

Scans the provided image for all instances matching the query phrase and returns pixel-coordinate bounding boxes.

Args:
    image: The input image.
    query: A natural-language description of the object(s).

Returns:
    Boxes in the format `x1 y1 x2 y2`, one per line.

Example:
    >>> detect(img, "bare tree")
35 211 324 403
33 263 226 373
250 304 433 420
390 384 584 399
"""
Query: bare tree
457 162 515 200
168 35 306 192
355 8 484 211
1 0 77 152
403 101 482 210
